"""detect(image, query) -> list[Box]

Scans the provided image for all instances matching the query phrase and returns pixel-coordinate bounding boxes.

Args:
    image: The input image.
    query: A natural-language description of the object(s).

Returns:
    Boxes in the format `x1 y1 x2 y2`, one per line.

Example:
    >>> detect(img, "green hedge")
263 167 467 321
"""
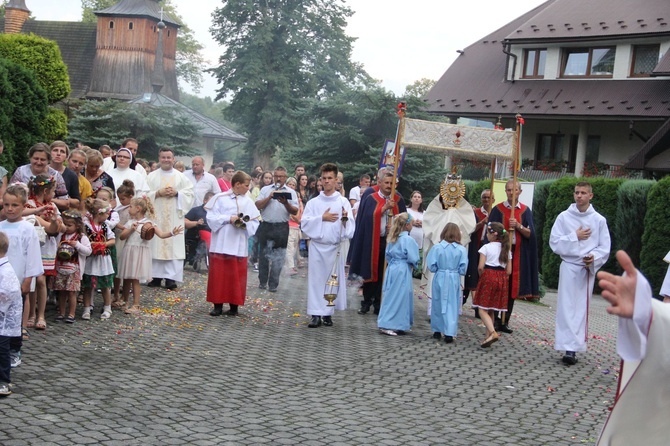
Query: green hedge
532 179 556 271
43 108 68 142
0 57 48 173
0 34 70 103
542 177 623 288
640 177 670 296
614 180 654 270
467 179 492 208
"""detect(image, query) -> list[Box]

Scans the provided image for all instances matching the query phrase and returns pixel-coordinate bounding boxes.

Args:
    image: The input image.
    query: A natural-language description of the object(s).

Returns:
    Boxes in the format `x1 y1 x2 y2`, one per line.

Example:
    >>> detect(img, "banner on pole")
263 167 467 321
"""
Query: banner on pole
402 118 517 161
379 139 407 176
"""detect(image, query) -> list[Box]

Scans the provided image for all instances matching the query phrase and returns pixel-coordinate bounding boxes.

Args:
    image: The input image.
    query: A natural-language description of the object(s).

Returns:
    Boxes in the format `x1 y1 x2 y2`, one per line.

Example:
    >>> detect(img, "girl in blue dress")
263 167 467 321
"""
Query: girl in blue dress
426 222 468 343
377 212 420 336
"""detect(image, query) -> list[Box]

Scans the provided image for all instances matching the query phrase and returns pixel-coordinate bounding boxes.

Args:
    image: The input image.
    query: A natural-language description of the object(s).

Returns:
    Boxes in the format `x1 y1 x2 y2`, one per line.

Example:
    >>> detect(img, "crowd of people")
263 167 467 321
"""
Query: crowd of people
1 139 668 445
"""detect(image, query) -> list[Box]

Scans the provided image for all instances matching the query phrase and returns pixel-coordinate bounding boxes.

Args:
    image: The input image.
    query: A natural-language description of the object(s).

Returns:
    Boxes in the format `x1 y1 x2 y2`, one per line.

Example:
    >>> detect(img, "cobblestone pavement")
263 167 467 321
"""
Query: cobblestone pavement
1 263 621 445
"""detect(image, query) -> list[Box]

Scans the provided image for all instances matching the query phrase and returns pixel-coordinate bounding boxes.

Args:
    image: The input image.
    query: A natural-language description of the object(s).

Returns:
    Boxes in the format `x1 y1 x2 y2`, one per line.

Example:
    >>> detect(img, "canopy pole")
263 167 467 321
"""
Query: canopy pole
390 101 407 205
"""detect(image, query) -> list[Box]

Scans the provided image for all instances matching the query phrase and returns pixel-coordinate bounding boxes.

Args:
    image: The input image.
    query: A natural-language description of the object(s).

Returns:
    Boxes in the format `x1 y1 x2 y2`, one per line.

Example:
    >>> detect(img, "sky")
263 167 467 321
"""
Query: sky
24 0 548 99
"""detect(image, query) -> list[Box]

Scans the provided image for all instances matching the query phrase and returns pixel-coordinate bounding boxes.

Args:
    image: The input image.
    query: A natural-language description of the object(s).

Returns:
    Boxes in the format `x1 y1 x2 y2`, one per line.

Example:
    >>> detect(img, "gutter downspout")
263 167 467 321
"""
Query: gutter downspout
502 42 517 83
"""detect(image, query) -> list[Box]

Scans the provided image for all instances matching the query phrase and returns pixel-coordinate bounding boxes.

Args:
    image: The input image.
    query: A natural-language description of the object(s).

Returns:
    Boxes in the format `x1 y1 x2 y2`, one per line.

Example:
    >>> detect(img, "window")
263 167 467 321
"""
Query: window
562 47 615 77
109 21 114 29
523 49 547 78
535 133 566 167
631 44 660 76
129 22 134 30
585 136 600 163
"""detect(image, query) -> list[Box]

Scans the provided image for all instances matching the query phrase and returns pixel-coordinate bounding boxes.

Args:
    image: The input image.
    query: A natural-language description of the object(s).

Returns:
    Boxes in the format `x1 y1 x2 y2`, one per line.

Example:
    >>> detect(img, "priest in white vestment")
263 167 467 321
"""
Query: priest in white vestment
596 250 670 446
421 174 476 316
146 148 194 290
550 182 610 365
301 163 355 328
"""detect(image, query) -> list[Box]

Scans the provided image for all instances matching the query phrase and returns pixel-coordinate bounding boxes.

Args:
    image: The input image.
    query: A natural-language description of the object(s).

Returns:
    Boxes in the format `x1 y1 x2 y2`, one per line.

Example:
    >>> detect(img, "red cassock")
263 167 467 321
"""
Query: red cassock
207 253 247 306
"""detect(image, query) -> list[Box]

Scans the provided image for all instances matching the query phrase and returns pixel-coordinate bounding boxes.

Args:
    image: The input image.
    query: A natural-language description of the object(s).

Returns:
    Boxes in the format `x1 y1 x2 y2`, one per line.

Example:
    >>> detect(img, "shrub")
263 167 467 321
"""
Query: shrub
43 108 68 142
0 57 48 172
640 177 670 297
468 179 493 208
0 33 70 103
613 180 654 270
532 179 556 271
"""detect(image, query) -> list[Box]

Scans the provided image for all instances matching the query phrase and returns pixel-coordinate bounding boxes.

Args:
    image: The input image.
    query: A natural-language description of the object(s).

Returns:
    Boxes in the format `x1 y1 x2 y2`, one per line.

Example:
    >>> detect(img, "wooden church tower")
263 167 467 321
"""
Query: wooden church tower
88 0 181 100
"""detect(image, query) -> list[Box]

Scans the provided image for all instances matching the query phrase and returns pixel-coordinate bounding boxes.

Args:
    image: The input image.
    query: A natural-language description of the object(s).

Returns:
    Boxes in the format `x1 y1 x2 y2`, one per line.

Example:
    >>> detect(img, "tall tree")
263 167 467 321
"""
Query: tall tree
210 0 365 168
281 83 446 200
67 100 201 159
81 0 206 92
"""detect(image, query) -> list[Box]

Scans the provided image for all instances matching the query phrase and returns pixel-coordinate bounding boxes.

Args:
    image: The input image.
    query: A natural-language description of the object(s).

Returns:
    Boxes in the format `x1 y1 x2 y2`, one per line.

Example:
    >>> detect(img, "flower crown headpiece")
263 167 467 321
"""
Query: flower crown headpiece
30 175 55 187
62 210 82 220
98 205 111 214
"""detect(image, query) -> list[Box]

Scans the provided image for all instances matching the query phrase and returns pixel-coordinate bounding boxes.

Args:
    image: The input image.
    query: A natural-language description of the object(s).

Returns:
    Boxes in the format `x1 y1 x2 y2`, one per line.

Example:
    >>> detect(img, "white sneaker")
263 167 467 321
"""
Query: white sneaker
81 310 91 320
9 350 21 368
100 309 112 320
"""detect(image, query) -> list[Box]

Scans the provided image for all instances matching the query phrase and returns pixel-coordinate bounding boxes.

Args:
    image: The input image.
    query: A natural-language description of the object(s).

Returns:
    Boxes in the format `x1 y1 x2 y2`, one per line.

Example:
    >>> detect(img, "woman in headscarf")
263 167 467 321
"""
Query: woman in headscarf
107 148 149 197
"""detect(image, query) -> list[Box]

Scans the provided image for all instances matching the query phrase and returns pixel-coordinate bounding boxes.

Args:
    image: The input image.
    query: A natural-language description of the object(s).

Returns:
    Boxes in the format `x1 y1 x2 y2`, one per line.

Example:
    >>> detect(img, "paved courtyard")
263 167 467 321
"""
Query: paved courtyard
1 264 621 445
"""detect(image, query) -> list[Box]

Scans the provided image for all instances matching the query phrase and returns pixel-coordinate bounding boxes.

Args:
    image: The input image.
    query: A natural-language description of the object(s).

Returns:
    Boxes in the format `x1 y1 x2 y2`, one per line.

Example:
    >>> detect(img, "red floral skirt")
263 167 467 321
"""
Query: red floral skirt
472 267 508 312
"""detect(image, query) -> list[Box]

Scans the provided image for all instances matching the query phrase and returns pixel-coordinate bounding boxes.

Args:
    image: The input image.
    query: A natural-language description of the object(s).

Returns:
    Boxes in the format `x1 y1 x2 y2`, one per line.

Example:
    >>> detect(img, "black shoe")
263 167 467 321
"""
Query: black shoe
357 306 370 315
268 288 277 293
165 280 177 290
225 309 239 316
322 316 333 326
432 332 442 340
444 335 454 344
562 351 577 365
259 284 267 290
308 316 322 328
147 278 162 288
498 325 513 334
396 330 406 336
209 306 223 316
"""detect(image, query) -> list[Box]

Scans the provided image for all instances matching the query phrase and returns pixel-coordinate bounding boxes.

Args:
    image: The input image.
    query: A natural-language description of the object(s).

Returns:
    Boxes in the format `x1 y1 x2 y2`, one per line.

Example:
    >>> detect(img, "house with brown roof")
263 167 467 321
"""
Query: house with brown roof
425 0 670 176
1 0 246 167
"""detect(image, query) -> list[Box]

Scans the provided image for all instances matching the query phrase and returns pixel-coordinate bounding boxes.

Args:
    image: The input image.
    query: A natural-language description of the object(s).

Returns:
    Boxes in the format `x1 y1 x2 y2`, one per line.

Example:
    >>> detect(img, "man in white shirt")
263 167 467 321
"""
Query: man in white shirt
184 156 221 208
348 174 371 207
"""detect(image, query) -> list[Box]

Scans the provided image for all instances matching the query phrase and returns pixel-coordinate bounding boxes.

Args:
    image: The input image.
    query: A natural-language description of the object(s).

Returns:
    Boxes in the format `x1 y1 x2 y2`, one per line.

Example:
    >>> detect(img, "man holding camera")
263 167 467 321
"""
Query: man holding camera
255 166 299 292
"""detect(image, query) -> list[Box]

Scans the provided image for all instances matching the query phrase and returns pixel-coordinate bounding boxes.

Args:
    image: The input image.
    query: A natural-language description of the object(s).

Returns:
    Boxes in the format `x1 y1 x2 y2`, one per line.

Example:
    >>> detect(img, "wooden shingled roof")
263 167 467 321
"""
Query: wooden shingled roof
95 0 181 28
0 19 98 99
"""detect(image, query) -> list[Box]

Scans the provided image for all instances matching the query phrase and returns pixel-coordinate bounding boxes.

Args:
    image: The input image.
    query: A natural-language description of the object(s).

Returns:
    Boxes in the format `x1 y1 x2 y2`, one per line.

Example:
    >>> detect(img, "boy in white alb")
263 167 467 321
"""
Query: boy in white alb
549 181 610 365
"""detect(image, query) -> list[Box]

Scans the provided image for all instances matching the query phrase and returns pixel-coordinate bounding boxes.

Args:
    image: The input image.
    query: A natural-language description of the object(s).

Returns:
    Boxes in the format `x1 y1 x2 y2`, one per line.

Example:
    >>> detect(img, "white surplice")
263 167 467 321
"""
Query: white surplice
205 191 260 256
597 270 670 445
301 191 355 316
550 203 611 352
147 168 194 282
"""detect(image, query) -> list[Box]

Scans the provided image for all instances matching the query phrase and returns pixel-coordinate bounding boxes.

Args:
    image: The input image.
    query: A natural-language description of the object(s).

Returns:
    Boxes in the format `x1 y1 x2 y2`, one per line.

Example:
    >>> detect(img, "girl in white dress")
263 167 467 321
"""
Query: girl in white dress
118 196 183 314
112 180 135 307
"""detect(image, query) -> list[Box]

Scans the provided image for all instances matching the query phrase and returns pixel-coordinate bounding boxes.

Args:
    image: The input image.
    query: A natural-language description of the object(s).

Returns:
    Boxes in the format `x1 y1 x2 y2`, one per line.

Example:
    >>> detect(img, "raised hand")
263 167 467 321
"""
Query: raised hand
597 250 637 319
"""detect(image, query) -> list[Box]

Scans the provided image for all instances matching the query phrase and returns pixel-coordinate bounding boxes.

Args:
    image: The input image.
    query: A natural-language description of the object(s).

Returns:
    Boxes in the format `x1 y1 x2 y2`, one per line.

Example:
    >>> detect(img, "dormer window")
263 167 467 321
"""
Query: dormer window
523 49 547 78
129 22 134 30
561 47 615 77
631 44 660 77
109 21 114 29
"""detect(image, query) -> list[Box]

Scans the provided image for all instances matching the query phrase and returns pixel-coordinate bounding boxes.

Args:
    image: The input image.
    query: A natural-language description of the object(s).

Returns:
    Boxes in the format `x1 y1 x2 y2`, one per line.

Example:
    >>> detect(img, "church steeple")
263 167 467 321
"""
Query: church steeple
4 0 30 34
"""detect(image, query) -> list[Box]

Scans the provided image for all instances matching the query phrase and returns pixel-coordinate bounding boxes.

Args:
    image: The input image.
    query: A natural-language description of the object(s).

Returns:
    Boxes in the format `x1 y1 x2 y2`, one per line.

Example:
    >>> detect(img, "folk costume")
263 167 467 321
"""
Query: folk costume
301 191 355 318
377 231 419 333
550 203 610 353
472 242 511 312
50 232 91 292
205 190 260 308
348 190 406 314
489 200 539 327
427 241 468 338
146 167 194 284
597 272 669 445
25 198 61 276
83 217 115 289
